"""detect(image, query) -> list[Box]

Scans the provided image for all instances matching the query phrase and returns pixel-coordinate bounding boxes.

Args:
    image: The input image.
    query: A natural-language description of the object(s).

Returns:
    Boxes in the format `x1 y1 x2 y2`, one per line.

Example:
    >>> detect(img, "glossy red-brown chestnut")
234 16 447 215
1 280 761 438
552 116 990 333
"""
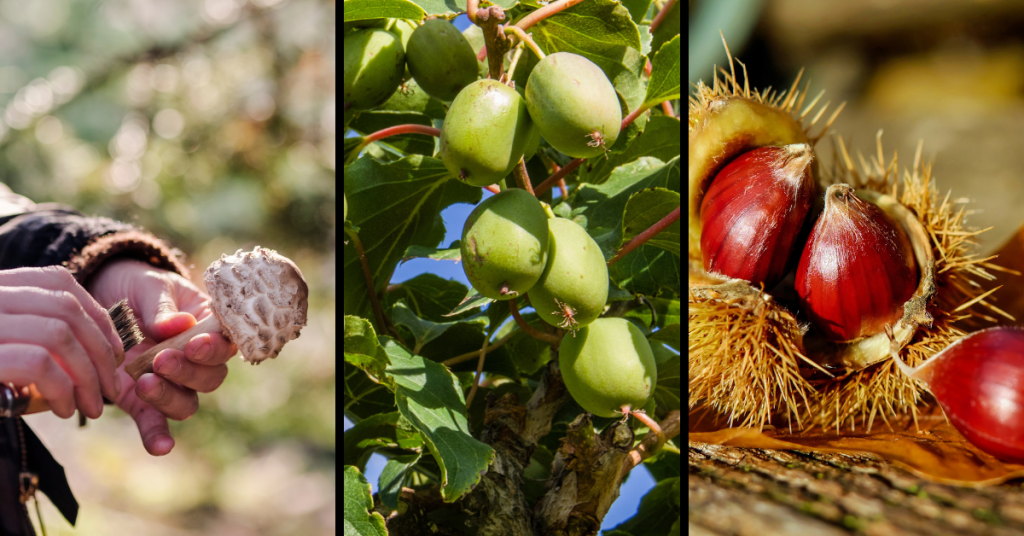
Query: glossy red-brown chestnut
891 327 1024 464
795 183 918 342
699 144 814 289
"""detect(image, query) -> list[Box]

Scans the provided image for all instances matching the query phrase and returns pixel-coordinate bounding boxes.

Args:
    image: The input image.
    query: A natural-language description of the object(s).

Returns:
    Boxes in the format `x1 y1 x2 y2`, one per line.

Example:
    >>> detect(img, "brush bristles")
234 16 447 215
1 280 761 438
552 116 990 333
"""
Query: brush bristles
107 298 144 352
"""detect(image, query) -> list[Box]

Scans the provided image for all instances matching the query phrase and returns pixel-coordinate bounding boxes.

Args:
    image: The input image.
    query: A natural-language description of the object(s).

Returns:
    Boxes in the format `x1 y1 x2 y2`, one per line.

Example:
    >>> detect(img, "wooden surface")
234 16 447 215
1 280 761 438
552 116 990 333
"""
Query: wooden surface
689 442 1024 535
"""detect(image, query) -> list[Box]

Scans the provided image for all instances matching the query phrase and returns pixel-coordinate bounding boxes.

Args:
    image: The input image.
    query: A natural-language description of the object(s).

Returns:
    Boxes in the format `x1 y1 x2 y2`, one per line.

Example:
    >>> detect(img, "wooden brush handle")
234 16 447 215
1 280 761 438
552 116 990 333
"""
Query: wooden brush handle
124 315 223 381
23 385 50 415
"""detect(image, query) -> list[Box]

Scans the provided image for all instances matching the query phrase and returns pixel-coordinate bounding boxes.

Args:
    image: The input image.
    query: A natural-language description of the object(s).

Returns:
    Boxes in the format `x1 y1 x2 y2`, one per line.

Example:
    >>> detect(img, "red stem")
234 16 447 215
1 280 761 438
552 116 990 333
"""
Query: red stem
649 0 676 33
509 298 561 346
629 410 665 454
346 124 440 167
534 159 583 196
515 0 586 31
608 206 680 265
364 124 440 145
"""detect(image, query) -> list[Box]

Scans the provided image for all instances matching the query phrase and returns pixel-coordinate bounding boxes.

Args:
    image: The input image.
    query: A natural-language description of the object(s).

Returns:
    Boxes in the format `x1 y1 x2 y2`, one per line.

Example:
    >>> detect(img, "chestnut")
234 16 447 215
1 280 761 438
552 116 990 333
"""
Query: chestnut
796 184 918 342
891 327 1024 464
699 144 814 289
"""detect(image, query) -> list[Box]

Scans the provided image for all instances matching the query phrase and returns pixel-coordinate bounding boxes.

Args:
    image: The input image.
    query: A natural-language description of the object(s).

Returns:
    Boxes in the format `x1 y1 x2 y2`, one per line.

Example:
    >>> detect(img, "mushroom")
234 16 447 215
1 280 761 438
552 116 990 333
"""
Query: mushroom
124 246 309 381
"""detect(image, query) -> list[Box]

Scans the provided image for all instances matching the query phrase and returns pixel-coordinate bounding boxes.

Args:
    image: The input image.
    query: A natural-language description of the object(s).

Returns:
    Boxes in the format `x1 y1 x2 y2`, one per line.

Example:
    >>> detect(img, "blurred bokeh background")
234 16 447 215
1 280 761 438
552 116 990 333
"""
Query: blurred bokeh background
691 0 1024 254
0 0 335 534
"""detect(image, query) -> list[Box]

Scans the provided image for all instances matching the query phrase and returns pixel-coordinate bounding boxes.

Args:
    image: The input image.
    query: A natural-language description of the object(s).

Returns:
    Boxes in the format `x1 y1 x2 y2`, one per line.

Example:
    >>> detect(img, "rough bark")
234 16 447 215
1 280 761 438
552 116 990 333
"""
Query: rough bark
689 441 1024 535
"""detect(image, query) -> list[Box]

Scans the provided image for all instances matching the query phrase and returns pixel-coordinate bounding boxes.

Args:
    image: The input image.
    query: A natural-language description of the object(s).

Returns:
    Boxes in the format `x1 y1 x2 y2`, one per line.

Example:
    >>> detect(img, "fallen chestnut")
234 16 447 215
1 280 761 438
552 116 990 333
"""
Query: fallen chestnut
891 327 1024 464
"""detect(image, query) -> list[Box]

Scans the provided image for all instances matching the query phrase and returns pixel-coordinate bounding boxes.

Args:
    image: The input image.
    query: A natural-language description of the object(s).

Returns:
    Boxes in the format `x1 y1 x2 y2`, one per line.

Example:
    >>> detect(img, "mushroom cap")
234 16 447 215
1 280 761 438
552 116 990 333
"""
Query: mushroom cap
203 246 309 364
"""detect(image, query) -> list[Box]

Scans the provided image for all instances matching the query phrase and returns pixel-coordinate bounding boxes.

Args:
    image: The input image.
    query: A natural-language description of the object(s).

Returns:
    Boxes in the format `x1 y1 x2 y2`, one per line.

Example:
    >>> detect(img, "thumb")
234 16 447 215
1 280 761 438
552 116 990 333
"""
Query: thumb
137 284 196 341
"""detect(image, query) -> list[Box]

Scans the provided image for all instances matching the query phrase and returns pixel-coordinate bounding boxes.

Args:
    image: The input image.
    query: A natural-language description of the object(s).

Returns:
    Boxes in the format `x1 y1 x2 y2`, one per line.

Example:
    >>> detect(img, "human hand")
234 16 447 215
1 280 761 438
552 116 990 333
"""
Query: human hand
87 259 236 455
0 267 123 419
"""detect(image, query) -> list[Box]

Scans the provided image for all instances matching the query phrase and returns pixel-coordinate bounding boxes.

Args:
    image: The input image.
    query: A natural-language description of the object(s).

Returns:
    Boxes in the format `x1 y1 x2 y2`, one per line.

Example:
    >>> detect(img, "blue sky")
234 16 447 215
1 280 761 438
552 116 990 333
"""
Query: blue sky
344 15 658 531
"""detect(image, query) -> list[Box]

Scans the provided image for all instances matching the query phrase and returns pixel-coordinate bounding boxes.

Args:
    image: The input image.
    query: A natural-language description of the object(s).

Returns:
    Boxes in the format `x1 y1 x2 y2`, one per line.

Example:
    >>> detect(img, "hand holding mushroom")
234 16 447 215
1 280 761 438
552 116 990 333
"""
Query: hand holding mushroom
84 247 306 455
125 247 309 380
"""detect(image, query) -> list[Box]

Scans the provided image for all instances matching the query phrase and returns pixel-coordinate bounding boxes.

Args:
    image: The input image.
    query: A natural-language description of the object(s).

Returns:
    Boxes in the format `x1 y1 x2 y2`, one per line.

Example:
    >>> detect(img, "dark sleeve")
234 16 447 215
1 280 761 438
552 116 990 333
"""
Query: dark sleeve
0 204 191 282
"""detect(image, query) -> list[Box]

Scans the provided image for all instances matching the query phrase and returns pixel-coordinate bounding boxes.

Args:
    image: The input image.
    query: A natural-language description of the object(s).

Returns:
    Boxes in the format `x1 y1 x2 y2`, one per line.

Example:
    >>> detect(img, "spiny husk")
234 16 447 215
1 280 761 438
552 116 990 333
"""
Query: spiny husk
687 37 844 259
688 279 821 430
801 134 1014 431
688 36 841 428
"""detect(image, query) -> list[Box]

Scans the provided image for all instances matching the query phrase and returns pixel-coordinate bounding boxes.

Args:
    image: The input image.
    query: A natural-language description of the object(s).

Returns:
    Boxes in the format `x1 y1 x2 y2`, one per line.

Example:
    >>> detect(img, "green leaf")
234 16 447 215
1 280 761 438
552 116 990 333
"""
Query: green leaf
653 354 681 411
644 447 682 483
651 324 681 352
646 36 681 108
609 243 681 297
343 412 403 470
391 301 460 352
344 361 398 423
343 155 480 317
574 156 681 261
383 338 495 502
621 188 680 257
342 0 424 23
379 453 422 510
342 466 387 535
400 245 462 263
344 315 390 378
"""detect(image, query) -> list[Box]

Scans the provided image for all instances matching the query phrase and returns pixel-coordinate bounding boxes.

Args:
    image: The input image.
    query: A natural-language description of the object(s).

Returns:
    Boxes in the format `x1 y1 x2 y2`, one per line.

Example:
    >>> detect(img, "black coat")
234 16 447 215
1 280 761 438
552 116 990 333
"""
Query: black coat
0 184 189 534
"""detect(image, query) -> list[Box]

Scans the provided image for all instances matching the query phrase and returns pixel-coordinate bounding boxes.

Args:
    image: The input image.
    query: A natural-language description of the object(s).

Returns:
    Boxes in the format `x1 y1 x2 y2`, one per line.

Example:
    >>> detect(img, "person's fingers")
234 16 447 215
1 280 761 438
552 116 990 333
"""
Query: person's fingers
0 314 104 418
0 270 122 401
124 395 174 456
0 267 125 364
135 372 199 421
0 344 76 419
184 332 236 366
130 276 198 341
154 347 228 393
36 267 127 368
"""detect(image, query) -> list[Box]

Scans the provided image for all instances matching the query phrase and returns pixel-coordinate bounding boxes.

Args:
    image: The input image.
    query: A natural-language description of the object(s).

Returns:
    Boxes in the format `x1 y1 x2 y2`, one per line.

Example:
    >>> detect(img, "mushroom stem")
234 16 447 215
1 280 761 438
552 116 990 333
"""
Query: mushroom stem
124 315 224 381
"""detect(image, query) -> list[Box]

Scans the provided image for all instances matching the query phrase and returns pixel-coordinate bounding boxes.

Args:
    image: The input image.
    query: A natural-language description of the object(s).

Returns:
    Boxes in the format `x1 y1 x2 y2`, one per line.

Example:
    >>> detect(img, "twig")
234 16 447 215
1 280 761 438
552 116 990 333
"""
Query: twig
344 227 390 336
621 410 680 477
465 334 491 408
442 332 514 367
512 158 534 195
504 26 545 61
